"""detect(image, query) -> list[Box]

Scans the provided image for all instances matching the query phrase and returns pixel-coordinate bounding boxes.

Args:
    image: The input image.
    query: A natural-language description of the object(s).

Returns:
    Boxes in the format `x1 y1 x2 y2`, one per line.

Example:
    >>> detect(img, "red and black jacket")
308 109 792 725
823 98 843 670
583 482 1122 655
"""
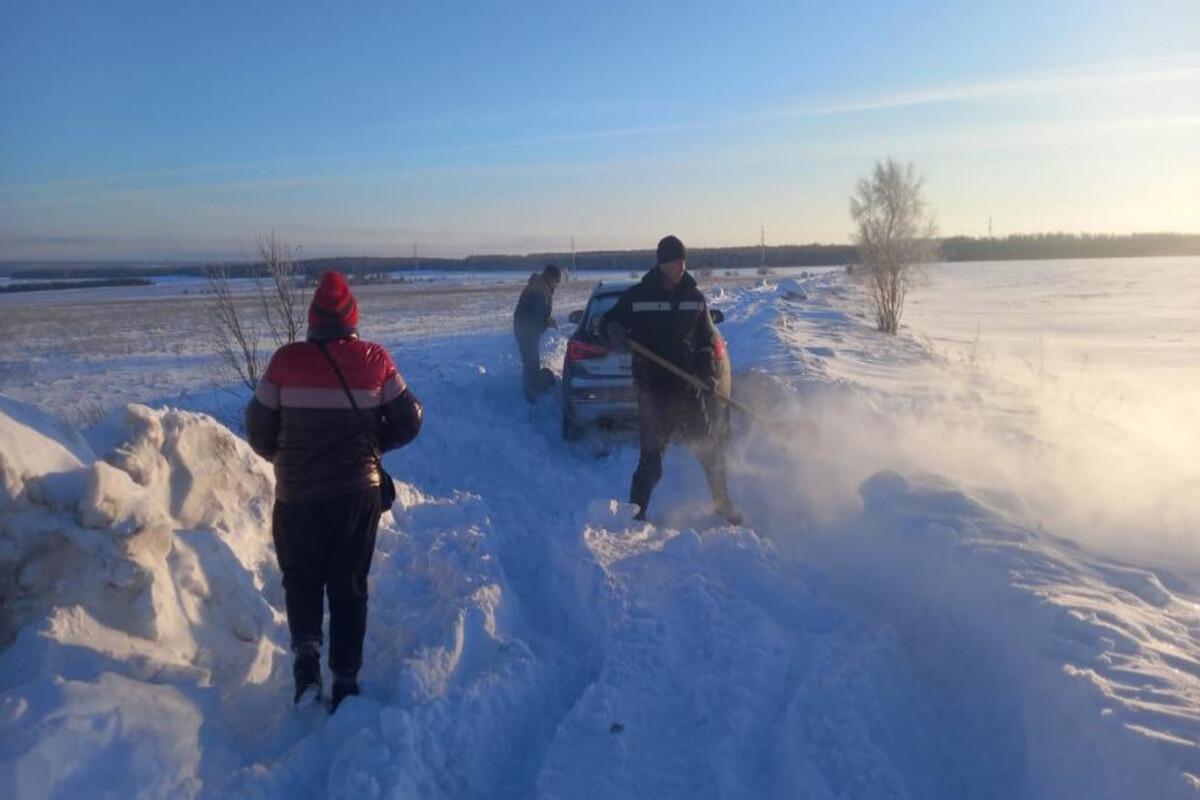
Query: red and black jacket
245 337 422 503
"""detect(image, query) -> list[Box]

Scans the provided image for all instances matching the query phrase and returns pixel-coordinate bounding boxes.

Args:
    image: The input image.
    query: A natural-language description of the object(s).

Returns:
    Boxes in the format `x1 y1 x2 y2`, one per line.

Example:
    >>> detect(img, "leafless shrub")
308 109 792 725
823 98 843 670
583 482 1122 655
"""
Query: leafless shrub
205 264 263 392
255 232 307 348
850 158 939 334
203 233 308 392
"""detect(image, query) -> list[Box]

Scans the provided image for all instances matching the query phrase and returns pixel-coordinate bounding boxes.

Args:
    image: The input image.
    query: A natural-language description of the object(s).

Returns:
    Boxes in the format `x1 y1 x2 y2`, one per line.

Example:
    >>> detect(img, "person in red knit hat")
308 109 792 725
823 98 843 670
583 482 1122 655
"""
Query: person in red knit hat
307 268 360 337
246 270 423 711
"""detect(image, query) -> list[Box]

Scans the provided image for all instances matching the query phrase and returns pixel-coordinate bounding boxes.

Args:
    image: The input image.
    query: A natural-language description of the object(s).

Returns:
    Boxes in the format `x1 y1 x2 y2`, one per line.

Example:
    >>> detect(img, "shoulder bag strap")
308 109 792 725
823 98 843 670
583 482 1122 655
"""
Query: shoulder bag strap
314 341 383 462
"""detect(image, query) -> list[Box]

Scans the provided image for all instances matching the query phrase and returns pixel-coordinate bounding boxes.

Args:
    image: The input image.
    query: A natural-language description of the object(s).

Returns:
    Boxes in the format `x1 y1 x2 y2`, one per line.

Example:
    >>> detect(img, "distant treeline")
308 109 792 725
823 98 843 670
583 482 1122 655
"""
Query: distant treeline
939 232 1200 262
7 264 266 280
7 232 1200 280
465 243 858 273
7 248 850 279
0 277 153 293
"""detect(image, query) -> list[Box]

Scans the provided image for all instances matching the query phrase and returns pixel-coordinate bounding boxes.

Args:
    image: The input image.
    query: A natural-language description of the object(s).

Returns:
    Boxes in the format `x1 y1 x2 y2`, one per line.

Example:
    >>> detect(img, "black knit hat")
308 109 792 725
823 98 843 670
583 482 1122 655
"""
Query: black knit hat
656 235 686 266
542 264 562 282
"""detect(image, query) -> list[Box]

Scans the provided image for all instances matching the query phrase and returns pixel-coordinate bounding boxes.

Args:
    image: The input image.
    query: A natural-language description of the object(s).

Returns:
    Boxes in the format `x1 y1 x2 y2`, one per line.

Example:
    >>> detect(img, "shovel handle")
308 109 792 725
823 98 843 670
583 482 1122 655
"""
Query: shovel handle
626 339 819 443
627 340 765 424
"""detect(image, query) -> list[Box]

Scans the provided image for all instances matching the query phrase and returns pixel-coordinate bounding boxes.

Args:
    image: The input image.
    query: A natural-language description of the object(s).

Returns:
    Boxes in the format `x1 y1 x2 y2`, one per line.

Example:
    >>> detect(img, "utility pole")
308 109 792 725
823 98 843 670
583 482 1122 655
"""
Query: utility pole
759 226 766 270
571 234 576 275
412 242 418 272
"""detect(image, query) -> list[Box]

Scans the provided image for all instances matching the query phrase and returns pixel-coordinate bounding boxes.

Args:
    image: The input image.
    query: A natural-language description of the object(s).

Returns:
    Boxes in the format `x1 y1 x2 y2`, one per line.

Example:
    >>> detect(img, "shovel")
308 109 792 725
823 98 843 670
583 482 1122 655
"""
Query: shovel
628 340 818 444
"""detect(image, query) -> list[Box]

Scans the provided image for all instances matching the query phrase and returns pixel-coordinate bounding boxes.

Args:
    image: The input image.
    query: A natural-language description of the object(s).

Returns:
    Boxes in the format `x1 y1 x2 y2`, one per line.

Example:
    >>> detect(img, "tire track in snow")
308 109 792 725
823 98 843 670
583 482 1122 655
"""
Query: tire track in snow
360 333 624 797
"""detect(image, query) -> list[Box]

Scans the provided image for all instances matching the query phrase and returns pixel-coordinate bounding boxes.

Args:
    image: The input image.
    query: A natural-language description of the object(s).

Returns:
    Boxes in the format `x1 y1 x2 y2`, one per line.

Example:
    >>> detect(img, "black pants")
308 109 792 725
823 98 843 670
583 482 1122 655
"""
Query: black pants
630 385 731 514
272 489 382 678
514 323 547 402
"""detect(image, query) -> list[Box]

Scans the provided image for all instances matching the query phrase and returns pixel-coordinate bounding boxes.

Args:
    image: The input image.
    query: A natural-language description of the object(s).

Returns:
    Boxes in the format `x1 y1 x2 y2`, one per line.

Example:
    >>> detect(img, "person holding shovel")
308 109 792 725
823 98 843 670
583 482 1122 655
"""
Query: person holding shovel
601 235 742 525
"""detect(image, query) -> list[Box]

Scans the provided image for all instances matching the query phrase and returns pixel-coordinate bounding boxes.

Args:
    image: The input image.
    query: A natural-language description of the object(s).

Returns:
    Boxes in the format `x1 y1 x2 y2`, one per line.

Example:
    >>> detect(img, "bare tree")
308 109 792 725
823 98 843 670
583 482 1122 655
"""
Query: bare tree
255 232 307 348
205 263 263 392
204 233 308 392
850 158 938 334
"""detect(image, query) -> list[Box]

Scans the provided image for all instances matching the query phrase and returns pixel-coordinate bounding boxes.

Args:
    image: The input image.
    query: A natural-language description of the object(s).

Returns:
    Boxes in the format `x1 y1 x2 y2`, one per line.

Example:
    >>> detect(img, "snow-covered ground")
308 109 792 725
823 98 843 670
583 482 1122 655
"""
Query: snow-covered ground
1 258 1198 798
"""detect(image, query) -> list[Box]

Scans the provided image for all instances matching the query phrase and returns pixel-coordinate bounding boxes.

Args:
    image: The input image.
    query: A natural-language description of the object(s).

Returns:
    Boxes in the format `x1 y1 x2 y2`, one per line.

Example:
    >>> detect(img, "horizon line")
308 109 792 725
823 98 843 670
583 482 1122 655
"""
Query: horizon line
3 229 1199 267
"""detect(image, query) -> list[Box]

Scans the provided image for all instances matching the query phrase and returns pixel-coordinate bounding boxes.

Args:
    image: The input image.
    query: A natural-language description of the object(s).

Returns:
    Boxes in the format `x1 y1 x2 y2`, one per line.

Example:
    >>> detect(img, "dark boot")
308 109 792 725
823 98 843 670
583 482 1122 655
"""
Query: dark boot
629 451 663 522
330 674 359 712
714 499 744 526
292 642 323 704
694 434 740 525
631 387 668 523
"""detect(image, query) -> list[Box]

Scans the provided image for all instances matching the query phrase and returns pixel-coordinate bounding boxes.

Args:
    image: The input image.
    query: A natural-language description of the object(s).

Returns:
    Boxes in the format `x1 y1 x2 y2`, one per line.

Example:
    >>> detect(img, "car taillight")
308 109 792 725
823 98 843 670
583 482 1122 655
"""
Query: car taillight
567 340 608 361
714 337 726 361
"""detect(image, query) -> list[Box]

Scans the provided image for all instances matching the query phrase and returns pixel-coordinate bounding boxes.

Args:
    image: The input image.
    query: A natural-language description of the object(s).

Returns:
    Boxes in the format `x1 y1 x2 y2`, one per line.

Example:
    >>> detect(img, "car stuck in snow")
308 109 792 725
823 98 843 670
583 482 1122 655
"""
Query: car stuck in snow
560 279 730 440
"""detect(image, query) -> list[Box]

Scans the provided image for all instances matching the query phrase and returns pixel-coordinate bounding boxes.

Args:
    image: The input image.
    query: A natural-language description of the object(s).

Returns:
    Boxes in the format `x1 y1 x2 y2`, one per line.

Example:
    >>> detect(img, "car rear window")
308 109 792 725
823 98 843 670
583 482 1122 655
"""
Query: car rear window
583 294 621 334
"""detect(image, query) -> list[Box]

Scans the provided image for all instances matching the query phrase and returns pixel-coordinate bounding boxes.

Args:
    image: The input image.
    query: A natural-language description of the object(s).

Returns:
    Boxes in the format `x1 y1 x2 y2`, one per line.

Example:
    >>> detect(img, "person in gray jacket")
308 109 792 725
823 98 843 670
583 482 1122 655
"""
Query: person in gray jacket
513 264 562 401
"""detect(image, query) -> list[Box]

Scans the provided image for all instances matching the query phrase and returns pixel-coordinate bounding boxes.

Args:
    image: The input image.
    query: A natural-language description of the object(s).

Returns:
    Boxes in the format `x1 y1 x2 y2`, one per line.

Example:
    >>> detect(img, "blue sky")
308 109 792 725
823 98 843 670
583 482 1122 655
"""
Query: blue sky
1 0 1198 260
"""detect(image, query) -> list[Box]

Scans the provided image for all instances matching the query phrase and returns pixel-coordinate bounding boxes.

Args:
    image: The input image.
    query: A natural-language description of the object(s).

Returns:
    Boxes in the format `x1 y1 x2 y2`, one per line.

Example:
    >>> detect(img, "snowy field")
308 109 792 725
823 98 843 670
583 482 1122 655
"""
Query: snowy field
1 257 1199 798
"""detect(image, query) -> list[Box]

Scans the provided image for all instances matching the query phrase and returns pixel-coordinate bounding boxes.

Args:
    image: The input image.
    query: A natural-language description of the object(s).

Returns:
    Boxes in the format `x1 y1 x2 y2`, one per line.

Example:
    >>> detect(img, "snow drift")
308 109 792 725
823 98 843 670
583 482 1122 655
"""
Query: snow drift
0 402 282 798
2 264 1199 798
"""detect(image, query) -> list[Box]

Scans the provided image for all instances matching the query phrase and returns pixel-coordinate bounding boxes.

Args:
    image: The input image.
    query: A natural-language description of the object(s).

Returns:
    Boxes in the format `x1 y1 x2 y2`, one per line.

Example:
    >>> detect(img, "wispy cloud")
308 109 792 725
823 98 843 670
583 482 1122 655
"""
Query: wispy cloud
360 55 1200 157
442 120 732 152
2 54 1196 200
778 58 1200 117
417 54 1200 152
5 112 1197 214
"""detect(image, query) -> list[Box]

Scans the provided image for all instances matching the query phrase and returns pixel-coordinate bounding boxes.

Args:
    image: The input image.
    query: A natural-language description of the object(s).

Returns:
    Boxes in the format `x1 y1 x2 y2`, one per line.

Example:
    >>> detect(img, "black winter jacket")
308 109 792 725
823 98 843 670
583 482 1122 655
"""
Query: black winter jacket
601 269 719 394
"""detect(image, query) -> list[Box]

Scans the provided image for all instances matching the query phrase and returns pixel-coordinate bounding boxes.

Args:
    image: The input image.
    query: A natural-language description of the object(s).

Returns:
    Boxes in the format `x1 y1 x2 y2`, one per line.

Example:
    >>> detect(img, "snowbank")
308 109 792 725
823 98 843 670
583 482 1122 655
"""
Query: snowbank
0 395 93 506
719 274 1200 798
0 399 283 798
798 472 1200 799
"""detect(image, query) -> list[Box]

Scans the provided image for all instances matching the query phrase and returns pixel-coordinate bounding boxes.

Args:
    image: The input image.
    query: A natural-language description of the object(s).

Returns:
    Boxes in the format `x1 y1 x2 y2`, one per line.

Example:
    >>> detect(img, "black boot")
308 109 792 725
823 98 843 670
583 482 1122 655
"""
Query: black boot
330 674 359 712
630 487 652 522
292 643 323 705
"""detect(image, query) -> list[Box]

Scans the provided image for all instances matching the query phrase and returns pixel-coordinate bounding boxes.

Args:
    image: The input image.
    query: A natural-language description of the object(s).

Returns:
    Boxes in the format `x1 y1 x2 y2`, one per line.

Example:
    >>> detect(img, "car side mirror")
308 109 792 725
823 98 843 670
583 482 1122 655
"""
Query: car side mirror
568 309 584 324
709 309 724 324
